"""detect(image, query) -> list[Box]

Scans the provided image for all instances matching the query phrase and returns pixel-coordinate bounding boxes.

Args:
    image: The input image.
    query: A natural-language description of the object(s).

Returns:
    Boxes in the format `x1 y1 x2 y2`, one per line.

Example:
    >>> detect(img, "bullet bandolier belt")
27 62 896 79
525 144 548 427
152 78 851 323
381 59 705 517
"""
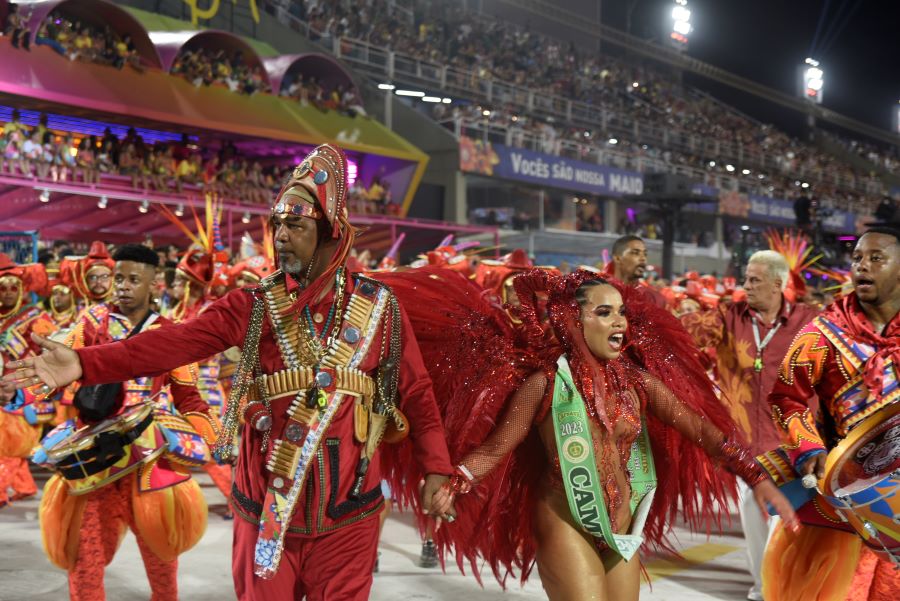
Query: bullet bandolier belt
247 366 375 405
245 270 399 579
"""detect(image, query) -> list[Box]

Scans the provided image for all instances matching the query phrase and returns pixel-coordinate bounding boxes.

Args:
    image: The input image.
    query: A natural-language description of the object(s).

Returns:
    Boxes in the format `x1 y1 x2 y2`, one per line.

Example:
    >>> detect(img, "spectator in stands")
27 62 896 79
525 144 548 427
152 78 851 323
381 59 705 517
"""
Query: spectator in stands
150 146 175 191
367 177 386 213
2 130 25 176
96 138 116 174
114 34 142 72
72 27 94 62
55 134 77 182
2 110 25 137
76 136 98 184
38 131 56 181
118 142 140 187
21 130 44 179
6 4 31 51
174 152 201 193
202 154 220 193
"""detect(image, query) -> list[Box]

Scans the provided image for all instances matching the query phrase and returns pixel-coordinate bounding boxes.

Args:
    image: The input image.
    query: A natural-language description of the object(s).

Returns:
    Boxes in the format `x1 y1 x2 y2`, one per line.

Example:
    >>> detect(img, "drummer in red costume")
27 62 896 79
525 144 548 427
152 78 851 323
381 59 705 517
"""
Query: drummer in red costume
34 243 215 601
6 143 454 600
762 226 900 600
0 252 54 507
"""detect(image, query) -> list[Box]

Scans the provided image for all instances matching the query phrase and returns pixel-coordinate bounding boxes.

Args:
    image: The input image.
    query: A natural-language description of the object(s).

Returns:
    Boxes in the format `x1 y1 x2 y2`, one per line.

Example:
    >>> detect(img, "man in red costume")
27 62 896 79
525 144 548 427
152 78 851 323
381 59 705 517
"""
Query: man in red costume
763 226 900 600
165 244 236 515
0 252 54 506
38 243 215 601
60 240 115 308
475 249 539 306
7 144 454 600
682 250 818 601
608 235 668 309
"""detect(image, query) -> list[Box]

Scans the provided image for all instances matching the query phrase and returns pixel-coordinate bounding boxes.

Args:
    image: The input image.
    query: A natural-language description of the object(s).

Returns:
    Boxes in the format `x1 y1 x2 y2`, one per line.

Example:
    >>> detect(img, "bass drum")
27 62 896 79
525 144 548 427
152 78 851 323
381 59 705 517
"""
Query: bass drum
40 402 165 495
820 402 900 565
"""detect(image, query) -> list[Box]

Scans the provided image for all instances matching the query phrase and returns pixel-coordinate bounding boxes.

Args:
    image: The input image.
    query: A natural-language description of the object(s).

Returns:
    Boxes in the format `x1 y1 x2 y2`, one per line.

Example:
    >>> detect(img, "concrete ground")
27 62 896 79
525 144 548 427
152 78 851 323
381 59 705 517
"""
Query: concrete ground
0 470 758 600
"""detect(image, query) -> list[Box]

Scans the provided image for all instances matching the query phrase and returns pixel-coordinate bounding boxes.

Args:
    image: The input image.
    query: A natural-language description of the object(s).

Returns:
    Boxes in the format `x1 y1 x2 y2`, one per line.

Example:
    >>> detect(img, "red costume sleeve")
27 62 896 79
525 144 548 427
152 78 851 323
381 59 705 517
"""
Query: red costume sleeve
643 373 764 486
76 289 251 385
767 321 828 468
458 372 547 481
396 306 454 476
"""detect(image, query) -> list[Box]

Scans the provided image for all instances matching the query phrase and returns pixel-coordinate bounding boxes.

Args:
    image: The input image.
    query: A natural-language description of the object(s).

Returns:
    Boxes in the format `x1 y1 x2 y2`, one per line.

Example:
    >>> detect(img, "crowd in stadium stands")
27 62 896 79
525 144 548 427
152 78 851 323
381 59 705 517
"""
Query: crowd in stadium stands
831 134 899 172
270 0 891 212
0 110 279 202
3 5 145 72
170 48 271 95
278 73 366 116
2 5 359 114
0 110 397 214
441 102 878 211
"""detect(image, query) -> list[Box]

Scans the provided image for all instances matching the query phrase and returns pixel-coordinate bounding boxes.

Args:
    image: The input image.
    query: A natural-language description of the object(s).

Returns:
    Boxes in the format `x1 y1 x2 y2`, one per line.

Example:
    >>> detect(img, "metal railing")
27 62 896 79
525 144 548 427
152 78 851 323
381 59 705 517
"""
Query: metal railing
261 1 886 205
446 118 881 211
332 36 884 200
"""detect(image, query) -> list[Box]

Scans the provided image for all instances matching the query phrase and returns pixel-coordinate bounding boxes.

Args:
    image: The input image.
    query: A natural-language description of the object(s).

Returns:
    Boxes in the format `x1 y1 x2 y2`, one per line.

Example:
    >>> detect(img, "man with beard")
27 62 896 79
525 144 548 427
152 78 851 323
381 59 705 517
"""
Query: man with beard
59 241 115 309
0 252 55 507
37 243 215 601
608 235 667 308
5 144 454 600
682 250 818 601
761 227 900 600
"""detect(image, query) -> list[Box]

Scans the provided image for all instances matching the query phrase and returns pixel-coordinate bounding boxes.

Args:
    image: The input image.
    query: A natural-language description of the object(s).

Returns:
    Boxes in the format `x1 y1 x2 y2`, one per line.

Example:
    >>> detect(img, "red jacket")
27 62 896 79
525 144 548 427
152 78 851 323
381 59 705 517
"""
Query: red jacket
77 275 453 536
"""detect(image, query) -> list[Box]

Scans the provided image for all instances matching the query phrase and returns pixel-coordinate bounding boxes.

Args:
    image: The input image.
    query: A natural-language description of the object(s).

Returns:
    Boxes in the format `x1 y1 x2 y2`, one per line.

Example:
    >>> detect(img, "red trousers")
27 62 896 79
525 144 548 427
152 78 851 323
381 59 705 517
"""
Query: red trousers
69 477 178 601
203 463 233 500
847 548 900 601
0 456 37 505
232 514 380 601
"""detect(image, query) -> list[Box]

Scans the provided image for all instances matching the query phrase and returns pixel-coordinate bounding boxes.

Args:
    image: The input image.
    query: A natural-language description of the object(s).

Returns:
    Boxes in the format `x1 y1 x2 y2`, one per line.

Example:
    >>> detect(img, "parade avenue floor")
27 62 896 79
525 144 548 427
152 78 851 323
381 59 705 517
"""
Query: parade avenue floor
0 470 760 600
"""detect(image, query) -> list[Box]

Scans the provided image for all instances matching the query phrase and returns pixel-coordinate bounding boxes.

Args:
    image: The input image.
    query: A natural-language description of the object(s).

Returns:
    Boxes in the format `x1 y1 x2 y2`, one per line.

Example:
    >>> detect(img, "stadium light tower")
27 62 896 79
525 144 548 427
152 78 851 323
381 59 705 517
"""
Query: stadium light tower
801 58 824 104
669 0 692 51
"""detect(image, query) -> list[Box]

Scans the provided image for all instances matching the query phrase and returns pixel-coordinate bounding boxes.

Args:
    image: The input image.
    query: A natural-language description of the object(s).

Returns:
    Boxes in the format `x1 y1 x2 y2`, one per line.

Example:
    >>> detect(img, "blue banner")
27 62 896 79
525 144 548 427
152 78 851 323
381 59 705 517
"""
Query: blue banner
460 136 643 197
459 137 856 232
746 194 855 232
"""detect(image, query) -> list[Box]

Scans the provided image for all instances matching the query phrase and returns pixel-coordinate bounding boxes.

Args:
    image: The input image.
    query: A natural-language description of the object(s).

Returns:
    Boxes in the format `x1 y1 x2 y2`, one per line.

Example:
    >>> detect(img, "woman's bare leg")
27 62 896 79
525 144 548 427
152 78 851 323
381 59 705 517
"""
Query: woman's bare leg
533 494 641 601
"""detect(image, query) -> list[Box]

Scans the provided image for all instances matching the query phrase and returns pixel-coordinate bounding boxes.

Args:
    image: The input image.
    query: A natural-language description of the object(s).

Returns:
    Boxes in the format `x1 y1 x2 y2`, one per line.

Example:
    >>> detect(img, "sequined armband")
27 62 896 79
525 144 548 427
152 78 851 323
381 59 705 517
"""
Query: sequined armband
721 433 767 487
449 464 475 494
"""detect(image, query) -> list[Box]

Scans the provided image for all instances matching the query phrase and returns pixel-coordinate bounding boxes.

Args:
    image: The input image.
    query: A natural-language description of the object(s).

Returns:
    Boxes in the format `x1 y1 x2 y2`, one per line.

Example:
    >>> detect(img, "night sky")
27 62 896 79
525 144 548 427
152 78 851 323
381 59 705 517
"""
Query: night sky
601 0 900 141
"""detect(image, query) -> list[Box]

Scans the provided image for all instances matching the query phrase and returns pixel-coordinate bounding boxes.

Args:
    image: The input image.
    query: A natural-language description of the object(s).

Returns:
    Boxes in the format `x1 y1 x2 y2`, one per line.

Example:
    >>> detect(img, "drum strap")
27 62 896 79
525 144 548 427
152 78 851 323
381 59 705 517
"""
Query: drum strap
56 411 154 479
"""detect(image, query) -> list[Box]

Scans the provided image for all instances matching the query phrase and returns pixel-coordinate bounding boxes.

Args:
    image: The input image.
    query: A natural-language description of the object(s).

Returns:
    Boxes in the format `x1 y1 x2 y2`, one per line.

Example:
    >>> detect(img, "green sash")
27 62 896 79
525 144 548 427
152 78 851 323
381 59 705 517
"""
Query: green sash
552 356 657 561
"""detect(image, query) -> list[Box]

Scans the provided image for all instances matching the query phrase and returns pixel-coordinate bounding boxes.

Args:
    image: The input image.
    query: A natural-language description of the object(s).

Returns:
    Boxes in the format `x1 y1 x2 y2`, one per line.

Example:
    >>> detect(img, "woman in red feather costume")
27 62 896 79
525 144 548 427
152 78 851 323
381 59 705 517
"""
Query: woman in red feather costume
377 267 797 600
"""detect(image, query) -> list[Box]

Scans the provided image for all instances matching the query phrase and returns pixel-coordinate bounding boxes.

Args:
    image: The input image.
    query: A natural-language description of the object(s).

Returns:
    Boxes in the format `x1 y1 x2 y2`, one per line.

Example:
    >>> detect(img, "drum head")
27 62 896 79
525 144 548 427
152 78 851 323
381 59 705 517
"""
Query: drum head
824 403 900 497
46 402 152 461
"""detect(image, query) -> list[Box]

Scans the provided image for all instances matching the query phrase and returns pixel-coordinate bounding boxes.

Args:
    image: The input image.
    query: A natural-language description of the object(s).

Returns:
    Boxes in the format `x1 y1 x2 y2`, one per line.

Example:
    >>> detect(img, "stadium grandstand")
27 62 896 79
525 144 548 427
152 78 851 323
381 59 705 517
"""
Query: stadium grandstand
2 0 895 273
1 1 899 599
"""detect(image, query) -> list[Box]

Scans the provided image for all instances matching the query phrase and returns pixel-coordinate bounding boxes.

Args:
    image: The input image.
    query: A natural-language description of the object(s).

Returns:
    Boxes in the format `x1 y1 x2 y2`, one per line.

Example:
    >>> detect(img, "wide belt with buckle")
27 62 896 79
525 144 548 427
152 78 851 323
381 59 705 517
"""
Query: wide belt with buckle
248 366 374 403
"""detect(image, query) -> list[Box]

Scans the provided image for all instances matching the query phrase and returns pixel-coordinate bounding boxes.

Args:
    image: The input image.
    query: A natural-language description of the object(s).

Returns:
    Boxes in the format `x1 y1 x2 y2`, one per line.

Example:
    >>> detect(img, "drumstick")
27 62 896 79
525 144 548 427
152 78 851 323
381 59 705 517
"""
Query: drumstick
801 474 818 489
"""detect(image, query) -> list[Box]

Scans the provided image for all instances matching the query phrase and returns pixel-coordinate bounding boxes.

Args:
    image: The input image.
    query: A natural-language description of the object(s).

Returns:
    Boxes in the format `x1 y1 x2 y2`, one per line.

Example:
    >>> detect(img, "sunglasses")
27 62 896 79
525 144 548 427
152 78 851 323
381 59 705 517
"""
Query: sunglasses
0 284 20 294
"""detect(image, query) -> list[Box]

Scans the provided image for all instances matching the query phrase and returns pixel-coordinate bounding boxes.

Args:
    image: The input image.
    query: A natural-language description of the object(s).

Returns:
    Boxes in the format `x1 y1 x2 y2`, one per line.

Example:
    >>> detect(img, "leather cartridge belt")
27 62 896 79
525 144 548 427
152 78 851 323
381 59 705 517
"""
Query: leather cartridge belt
247 366 375 403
